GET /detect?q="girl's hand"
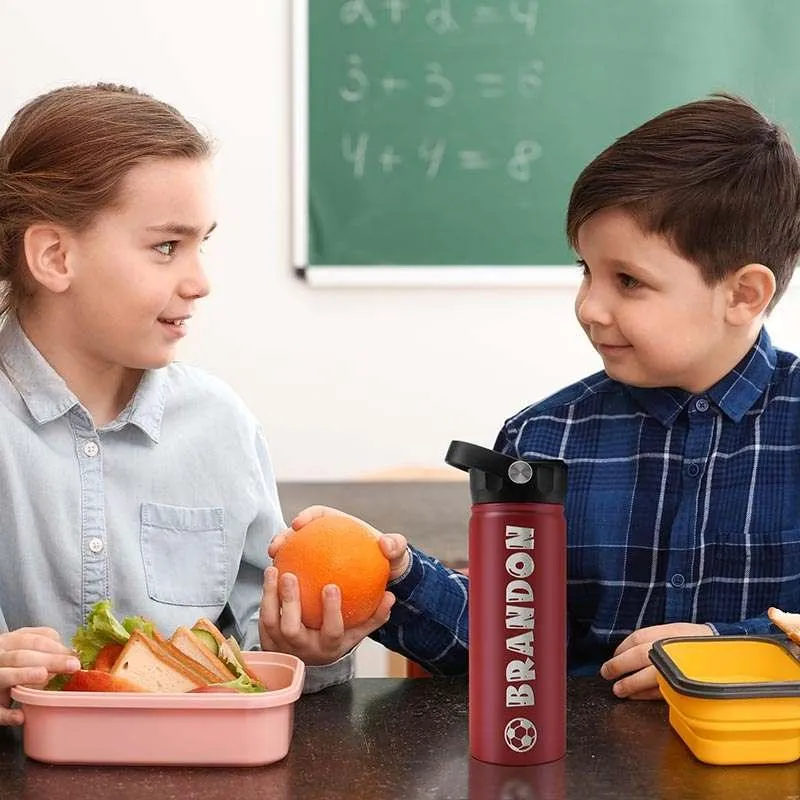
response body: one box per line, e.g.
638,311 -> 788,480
0,628 -> 81,726
258,566 -> 394,665
262,505 -> 411,665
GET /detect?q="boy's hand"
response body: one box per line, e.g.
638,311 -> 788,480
0,628 -> 81,726
269,505 -> 411,581
600,622 -> 713,700
258,566 -> 395,665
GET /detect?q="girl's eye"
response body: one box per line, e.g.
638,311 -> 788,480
154,241 -> 178,257
576,258 -> 589,277
619,273 -> 641,289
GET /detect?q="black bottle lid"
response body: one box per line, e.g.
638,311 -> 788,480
445,440 -> 567,505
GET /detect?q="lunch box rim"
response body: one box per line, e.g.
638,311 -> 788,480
650,635 -> 800,700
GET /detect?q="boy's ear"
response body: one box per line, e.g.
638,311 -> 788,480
23,224 -> 74,294
725,263 -> 775,325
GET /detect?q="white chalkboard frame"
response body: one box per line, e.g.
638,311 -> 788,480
290,0 -> 578,288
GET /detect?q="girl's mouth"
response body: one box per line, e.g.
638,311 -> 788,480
158,316 -> 189,337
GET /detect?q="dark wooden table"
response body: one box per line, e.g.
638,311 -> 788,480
2,677 -> 799,800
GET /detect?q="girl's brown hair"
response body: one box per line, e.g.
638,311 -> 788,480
0,83 -> 212,315
567,94 -> 800,311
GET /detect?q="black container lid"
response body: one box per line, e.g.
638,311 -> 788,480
445,440 -> 567,505
650,636 -> 800,699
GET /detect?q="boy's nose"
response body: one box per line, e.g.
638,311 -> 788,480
575,284 -> 612,327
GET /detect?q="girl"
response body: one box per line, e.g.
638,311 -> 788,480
0,83 -> 401,725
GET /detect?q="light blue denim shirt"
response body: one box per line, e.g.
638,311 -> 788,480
0,315 -> 350,692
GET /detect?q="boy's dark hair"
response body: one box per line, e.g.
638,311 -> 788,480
566,93 -> 800,311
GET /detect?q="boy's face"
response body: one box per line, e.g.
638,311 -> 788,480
59,157 -> 215,371
574,207 -> 733,393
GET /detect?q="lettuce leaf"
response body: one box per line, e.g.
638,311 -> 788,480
213,673 -> 267,693
71,600 -> 131,668
123,616 -> 156,638
45,672 -> 73,691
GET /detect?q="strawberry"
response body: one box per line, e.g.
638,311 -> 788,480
93,643 -> 124,673
62,670 -> 146,692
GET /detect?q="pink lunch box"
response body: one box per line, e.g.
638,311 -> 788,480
10,651 -> 305,767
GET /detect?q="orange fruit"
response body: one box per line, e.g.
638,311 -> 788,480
274,516 -> 390,629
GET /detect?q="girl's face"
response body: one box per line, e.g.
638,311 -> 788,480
57,157 -> 215,371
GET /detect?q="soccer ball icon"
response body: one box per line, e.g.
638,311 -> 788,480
504,717 -> 538,753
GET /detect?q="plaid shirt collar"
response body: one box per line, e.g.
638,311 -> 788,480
626,327 -> 775,428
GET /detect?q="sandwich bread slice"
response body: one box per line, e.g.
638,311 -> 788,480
110,630 -> 221,692
170,626 -> 236,682
190,617 -> 263,685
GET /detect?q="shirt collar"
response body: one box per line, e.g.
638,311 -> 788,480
706,327 -> 776,423
104,369 -> 167,443
0,314 -> 166,442
626,327 -> 775,427
625,384 -> 691,428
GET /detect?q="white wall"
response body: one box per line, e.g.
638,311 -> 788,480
2,1 -> 799,480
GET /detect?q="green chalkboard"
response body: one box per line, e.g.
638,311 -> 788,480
302,0 -> 800,270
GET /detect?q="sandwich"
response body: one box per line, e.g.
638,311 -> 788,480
109,630 -> 224,692
170,626 -> 236,683
51,600 -> 266,693
185,617 -> 264,685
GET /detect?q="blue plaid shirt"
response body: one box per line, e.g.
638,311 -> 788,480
372,546 -> 469,675
377,327 -> 800,676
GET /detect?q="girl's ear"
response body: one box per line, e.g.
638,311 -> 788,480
725,263 -> 775,326
23,224 -> 73,294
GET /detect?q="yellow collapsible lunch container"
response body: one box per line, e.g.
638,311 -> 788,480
650,636 -> 800,765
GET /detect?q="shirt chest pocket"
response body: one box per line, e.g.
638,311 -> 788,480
705,528 -> 800,618
140,502 -> 228,606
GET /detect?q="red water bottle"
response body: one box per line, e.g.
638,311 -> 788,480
446,441 -> 567,766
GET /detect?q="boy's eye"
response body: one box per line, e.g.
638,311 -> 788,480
154,241 -> 178,257
619,273 -> 640,289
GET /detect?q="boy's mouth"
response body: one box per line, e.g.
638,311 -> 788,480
158,316 -> 189,327
595,342 -> 631,355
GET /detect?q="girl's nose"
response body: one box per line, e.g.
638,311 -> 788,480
180,260 -> 210,300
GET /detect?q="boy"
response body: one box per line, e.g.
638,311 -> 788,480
269,94 -> 800,700
495,93 -> 800,699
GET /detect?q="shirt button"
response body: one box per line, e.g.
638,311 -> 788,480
695,398 -> 709,412
88,537 -> 104,554
83,441 -> 99,457
671,573 -> 685,588
686,463 -> 700,477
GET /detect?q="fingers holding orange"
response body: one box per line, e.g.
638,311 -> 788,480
273,516 -> 390,630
